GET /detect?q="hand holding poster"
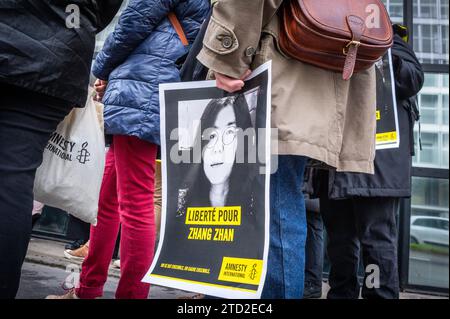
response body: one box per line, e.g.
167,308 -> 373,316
143,62 -> 272,299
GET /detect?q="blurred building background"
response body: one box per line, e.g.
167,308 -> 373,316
383,0 -> 448,292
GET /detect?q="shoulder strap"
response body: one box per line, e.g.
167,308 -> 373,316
168,12 -> 189,46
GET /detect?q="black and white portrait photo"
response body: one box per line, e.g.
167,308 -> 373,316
144,62 -> 272,299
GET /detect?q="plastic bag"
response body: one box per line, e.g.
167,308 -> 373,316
33,90 -> 105,225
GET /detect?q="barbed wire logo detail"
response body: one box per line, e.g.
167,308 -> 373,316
76,142 -> 91,164
249,263 -> 258,281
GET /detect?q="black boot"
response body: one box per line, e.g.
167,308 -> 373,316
303,282 -> 322,299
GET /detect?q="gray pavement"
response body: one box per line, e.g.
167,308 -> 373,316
20,237 -> 198,299
20,237 -> 448,299
17,262 -> 195,299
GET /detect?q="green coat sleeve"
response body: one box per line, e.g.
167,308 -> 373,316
197,0 -> 282,78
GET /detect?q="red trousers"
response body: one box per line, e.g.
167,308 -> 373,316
77,135 -> 157,299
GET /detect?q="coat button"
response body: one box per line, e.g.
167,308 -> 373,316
245,46 -> 256,57
221,36 -> 233,49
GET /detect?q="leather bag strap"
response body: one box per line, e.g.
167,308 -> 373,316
168,12 -> 189,46
343,15 -> 366,80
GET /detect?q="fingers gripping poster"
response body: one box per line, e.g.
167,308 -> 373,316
143,62 -> 272,299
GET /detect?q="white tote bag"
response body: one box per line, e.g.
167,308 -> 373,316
33,91 -> 105,225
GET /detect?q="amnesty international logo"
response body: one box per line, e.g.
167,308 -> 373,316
76,142 -> 91,164
218,257 -> 263,285
249,263 -> 258,281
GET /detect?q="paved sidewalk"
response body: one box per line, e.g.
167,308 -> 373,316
25,237 -> 448,300
26,237 -> 121,278
24,237 -> 199,299
320,283 -> 448,300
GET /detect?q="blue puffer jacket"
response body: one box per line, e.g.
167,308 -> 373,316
93,0 -> 210,145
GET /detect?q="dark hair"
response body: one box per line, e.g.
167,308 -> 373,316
179,94 -> 256,212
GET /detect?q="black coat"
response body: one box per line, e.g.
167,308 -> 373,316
308,34 -> 424,199
180,7 -> 211,82
0,0 -> 122,107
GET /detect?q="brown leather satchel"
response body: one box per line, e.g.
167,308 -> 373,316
279,0 -> 393,80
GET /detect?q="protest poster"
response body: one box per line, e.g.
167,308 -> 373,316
376,49 -> 400,150
143,62 -> 272,299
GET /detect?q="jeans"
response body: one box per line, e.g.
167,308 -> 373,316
76,136 -> 157,299
261,155 -> 307,299
321,196 -> 400,299
0,85 -> 72,298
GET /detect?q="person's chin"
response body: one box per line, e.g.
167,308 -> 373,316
209,176 -> 229,185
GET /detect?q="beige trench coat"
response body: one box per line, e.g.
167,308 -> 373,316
197,0 -> 377,174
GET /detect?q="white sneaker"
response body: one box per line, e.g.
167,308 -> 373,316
112,259 -> 120,269
63,243 -> 89,261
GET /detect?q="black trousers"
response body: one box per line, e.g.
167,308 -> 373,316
320,197 -> 400,299
305,209 -> 324,288
66,215 -> 91,243
0,84 -> 72,298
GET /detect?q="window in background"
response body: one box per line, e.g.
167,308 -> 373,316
443,0 -> 450,19
90,0 -> 130,85
443,133 -> 449,167
409,0 -> 449,292
409,177 -> 449,289
413,0 -> 449,64
420,94 -> 439,124
414,73 -> 449,169
417,132 -> 440,165
95,0 -> 130,55
383,0 -> 404,23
